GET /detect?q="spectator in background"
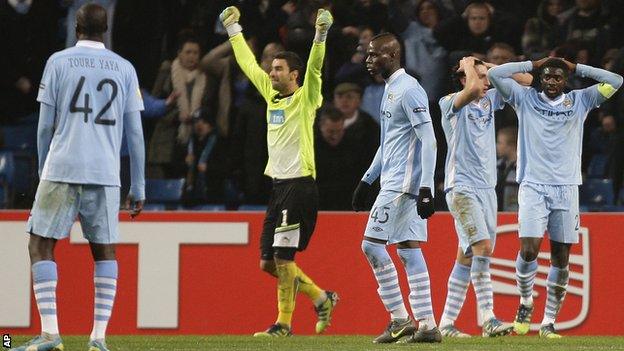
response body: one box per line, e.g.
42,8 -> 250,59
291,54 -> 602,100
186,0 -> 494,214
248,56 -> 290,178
401,0 -> 448,102
335,0 -> 389,34
0,0 -> 59,124
335,26 -> 375,88
120,89 -> 179,199
558,0 -> 612,65
496,126 -> 518,211
200,37 -> 253,137
522,0 -> 568,60
361,72 -> 384,123
315,105 -> 361,210
486,42 -> 516,65
434,1 -> 520,65
487,43 -> 524,129
184,108 -> 225,205
228,42 -> 284,205
112,0 -> 169,90
333,82 -> 379,172
148,34 -> 207,178
587,111 -> 619,177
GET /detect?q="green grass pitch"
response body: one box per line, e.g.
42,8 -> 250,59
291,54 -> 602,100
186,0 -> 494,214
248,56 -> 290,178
10,335 -> 624,350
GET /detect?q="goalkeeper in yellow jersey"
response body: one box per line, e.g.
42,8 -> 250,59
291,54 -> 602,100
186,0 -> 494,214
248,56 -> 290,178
220,6 -> 338,337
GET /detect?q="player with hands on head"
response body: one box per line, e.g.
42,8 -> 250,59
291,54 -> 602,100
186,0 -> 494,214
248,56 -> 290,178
437,56 -> 532,338
488,55 -> 622,338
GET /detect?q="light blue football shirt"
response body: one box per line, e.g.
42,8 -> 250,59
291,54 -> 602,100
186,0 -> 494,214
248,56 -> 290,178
364,69 -> 433,195
490,61 -> 612,185
440,88 -> 505,191
37,40 -> 144,186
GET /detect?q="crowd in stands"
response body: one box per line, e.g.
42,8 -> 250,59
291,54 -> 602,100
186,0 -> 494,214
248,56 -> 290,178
2,0 -> 624,211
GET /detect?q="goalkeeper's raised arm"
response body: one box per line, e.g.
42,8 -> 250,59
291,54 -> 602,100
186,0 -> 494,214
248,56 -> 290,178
219,6 -> 273,100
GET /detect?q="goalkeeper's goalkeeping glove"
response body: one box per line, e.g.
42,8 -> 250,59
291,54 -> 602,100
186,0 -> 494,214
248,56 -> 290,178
314,8 -> 333,43
219,6 -> 242,37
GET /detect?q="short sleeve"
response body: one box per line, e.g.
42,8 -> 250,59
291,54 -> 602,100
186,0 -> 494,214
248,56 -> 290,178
37,59 -> 57,106
402,87 -> 432,127
125,65 -> 144,113
438,93 -> 457,119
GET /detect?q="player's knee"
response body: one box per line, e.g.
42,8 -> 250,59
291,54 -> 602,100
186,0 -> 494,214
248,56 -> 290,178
260,260 -> 276,275
28,235 -> 55,263
520,243 -> 539,261
361,240 -> 390,269
90,243 -> 116,261
472,240 -> 493,257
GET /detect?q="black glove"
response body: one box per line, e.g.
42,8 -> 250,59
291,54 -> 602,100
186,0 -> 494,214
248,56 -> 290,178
352,181 -> 372,211
417,187 -> 435,219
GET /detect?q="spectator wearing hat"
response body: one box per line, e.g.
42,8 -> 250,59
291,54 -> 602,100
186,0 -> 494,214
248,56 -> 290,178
333,82 -> 380,175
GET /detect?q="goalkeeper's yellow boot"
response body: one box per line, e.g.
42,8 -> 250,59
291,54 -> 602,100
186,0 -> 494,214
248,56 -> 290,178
513,304 -> 533,335
539,323 -> 562,339
253,323 -> 292,337
315,291 -> 339,333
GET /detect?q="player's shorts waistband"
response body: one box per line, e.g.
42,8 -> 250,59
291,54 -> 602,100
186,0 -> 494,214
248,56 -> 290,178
272,176 -> 314,186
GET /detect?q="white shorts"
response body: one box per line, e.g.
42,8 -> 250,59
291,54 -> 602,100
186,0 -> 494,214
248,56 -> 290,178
27,180 -> 120,244
446,186 -> 497,255
518,182 -> 580,244
364,189 -> 427,244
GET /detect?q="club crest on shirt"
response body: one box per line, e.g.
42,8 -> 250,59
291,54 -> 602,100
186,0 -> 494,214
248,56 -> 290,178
563,98 -> 572,108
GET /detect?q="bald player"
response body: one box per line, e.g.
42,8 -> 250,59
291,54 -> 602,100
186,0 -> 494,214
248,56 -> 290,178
12,4 -> 145,351
352,33 -> 440,344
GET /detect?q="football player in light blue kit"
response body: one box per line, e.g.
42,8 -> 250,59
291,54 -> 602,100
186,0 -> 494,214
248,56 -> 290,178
438,57 -> 533,338
488,57 -> 622,338
351,33 -> 440,344
12,4 -> 145,351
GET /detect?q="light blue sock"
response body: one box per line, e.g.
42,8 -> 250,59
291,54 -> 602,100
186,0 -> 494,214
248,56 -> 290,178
542,265 -> 569,326
32,260 -> 59,335
515,253 -> 538,306
471,255 -> 494,321
90,260 -> 118,341
440,262 -> 471,327
398,248 -> 436,328
361,240 -> 409,320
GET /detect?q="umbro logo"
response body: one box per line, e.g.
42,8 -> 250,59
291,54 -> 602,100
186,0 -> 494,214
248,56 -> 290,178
372,227 -> 383,232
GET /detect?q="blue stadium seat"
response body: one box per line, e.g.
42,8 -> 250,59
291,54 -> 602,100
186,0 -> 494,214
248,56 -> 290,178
580,179 -> 614,208
1,122 -> 37,153
145,178 -> 185,209
587,154 -> 608,178
238,204 -> 268,211
0,151 -> 15,185
0,151 -> 15,208
186,204 -> 226,211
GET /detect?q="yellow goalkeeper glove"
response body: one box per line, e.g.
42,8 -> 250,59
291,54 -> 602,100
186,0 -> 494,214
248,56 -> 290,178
314,8 -> 333,42
219,6 -> 242,37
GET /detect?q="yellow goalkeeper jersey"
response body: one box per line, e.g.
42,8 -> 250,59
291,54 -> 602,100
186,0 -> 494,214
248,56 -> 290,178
230,33 -> 324,179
